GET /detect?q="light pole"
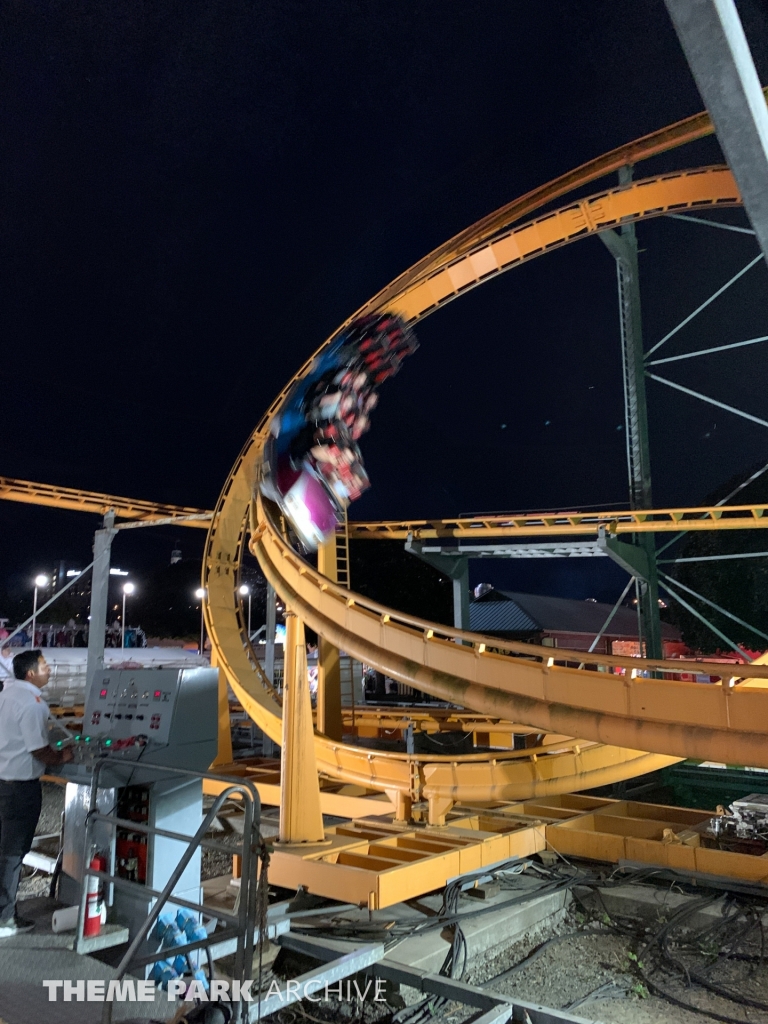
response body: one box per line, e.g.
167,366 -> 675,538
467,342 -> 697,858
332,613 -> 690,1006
238,584 -> 252,640
31,575 -> 49,648
195,588 -> 206,656
121,582 -> 135,649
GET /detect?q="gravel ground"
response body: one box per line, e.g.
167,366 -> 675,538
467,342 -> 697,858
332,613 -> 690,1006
457,902 -> 768,1024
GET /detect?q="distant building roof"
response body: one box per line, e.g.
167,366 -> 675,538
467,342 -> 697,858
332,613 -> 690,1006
469,588 -> 680,640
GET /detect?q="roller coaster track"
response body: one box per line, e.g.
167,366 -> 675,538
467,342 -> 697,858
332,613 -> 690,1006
7,105 -> 768,819
346,505 -> 768,540
0,476 -> 211,526
4,475 -> 765,540
203,106 -> 768,819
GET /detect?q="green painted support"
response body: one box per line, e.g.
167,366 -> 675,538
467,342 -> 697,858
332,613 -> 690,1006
599,166 -> 663,660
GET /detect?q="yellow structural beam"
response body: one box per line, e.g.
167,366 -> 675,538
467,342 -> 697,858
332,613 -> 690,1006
350,87 -> 767,319
278,614 -> 325,843
347,503 -> 768,540
253,494 -> 768,767
0,476 -> 210,526
2,476 -> 764,541
388,166 -> 739,322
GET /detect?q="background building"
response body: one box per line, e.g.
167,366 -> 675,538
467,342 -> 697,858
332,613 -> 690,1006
470,586 -> 685,657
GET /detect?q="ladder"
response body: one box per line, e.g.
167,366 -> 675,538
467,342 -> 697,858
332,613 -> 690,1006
335,509 -> 351,590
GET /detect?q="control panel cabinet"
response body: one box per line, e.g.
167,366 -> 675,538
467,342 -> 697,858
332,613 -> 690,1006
59,667 -> 220,963
63,667 -> 218,784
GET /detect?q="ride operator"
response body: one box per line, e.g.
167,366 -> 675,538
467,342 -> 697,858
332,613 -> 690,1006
0,649 -> 72,937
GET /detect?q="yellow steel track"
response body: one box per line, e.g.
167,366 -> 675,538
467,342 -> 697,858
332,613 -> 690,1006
0,476 -> 211,526
203,107 -> 768,816
3,475 -> 765,540
7,106 -> 768,817
347,504 -> 768,540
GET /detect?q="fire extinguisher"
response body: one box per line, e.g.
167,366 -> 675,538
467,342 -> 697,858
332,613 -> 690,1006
84,853 -> 106,937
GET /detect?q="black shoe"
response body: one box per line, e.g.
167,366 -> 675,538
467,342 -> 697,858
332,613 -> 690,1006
13,914 -> 34,932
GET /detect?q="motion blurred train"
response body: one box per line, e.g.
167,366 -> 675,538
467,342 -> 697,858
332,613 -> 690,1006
260,313 -> 418,549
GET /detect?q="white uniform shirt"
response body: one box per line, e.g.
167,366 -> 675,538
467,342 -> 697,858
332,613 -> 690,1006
0,680 -> 51,780
0,653 -> 14,684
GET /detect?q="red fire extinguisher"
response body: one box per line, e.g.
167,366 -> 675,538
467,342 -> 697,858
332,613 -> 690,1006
84,853 -> 106,937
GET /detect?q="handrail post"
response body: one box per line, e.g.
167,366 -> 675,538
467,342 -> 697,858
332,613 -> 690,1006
58,760 -> 259,1024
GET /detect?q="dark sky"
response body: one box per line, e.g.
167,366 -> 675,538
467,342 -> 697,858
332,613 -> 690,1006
2,0 -> 768,603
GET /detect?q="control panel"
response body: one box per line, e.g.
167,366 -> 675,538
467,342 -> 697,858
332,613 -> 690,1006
85,668 -> 179,745
60,666 -> 219,779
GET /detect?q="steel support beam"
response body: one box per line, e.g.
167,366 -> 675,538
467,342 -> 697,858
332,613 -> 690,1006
666,0 -> 768,267
317,536 -> 343,740
453,561 -> 470,633
598,528 -> 651,581
406,536 -> 469,631
280,935 -> 587,1024
413,541 -> 605,559
253,935 -> 385,1021
374,959 -> 589,1024
265,582 -> 277,685
85,511 -> 117,695
600,213 -> 653,511
278,613 -> 325,844
600,172 -> 663,660
588,577 -> 637,655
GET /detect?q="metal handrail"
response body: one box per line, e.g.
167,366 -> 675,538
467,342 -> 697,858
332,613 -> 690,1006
75,758 -> 260,1024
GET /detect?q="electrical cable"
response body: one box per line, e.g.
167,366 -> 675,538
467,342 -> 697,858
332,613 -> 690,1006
639,969 -> 760,1024
565,980 -> 630,1010
539,865 -> 768,1021
390,872 -> 470,1024
631,885 -> 768,1021
288,862 -> 768,1023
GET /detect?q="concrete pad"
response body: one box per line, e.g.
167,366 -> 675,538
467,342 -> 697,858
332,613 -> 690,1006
0,898 -> 175,1024
587,882 -> 768,931
384,887 -> 570,975
283,874 -> 570,975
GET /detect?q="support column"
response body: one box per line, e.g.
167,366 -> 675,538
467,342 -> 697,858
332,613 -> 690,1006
600,170 -> 663,660
264,583 -> 277,684
665,0 -> 768,268
210,647 -> 233,767
85,511 -> 116,696
278,613 -> 325,844
316,536 -> 343,740
451,560 -> 470,633
405,537 -> 471,634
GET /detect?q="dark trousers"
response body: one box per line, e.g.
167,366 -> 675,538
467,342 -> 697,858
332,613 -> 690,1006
0,779 -> 42,923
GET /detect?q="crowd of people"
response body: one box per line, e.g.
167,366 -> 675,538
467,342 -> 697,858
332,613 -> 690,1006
0,622 -> 147,650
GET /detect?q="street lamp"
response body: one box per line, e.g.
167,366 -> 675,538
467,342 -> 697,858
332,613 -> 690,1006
121,582 -> 135,649
31,575 -> 49,648
195,588 -> 206,656
238,584 -> 252,640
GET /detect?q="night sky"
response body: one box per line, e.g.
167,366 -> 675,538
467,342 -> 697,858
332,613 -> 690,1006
2,1 -> 768,606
